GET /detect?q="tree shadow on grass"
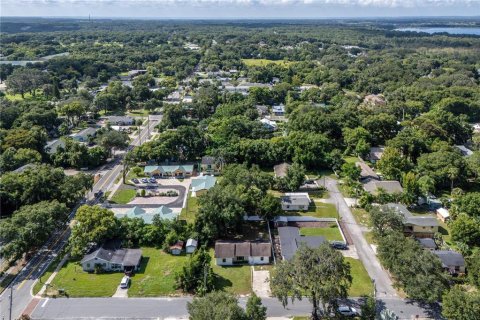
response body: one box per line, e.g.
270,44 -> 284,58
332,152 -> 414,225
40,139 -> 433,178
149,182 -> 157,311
130,256 -> 150,277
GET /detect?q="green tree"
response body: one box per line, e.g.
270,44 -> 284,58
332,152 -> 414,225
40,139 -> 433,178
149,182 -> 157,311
69,205 -> 119,258
401,172 -> 418,205
442,285 -> 480,320
466,250 -> 480,288
97,130 -> 129,157
450,214 -> 480,247
246,293 -> 267,320
360,295 -> 376,320
341,162 -> 361,184
187,291 -> 246,320
451,192 -> 480,218
176,248 -> 215,295
376,147 -> 410,181
369,206 -> 404,238
270,243 -> 352,319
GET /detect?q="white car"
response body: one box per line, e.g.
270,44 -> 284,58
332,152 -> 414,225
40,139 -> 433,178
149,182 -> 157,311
120,276 -> 130,289
337,305 -> 358,317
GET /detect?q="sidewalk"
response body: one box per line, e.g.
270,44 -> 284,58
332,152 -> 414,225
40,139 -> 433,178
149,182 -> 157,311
35,254 -> 69,297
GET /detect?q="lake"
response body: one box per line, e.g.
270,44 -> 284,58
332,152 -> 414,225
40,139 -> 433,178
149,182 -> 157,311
395,27 -> 480,36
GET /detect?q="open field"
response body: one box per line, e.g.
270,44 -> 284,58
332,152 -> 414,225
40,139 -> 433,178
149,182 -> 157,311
128,248 -> 188,297
179,195 -> 198,223
285,202 -> 338,219
242,58 -> 294,67
300,224 -> 343,241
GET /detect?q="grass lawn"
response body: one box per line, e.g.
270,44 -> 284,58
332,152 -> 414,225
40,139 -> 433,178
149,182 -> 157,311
110,188 -> 136,204
300,224 -> 344,241
128,248 -> 188,297
209,250 -> 252,295
346,257 -> 373,297
242,58 -> 294,67
179,195 -> 198,223
343,156 -> 359,164
33,254 -> 63,295
285,202 -> 338,219
127,109 -> 150,117
305,169 -> 336,180
49,260 -> 123,297
364,231 -> 375,245
351,208 -> 370,227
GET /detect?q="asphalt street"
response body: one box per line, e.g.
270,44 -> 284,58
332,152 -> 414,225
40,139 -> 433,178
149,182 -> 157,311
323,177 -> 397,298
30,296 -> 441,319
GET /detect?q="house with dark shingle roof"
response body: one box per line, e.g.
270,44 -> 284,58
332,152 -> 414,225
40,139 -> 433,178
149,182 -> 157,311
214,241 -> 271,266
80,246 -> 142,272
277,226 -> 327,260
385,203 -> 439,238
433,250 -> 466,275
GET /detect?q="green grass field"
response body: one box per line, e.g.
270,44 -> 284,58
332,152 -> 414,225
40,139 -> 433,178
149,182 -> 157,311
110,189 -> 136,204
128,248 -> 188,297
49,261 -> 124,297
33,255 -> 63,295
242,58 -> 293,67
209,250 -> 252,295
300,224 -> 344,241
346,257 -> 374,297
285,202 -> 338,219
179,195 -> 198,223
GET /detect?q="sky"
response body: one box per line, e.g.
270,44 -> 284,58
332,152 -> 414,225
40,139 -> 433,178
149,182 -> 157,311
1,0 -> 480,18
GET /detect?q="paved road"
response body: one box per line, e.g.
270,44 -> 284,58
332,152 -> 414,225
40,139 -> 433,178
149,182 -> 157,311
323,177 -> 397,298
30,296 -> 441,319
0,118 -> 160,320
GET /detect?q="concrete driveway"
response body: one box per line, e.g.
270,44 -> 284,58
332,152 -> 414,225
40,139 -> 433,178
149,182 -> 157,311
252,268 -> 271,297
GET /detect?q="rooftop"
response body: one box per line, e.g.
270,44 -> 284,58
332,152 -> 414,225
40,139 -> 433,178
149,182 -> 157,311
274,162 -> 291,178
281,193 -> 311,207
214,241 -> 272,258
364,180 -> 403,195
433,250 -> 465,267
277,226 -> 326,260
191,175 -> 217,192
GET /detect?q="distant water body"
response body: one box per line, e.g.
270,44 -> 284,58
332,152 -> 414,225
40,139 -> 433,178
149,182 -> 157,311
0,52 -> 70,66
395,27 -> 480,36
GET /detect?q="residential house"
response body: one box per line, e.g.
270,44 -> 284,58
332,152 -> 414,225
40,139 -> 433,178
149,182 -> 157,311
170,241 -> 184,255
184,43 -> 200,50
182,95 -> 193,104
186,239 -> 198,254
200,156 -> 222,175
80,245 -> 142,272
363,94 -> 386,107
144,164 -> 194,178
433,250 -> 466,275
417,238 -> 437,251
69,127 -> 98,143
191,175 -> 217,196
165,91 -> 181,104
385,203 -> 439,238
274,162 -> 291,178
12,163 -> 36,173
105,116 -> 134,126
260,118 -> 277,131
436,208 -> 450,223
127,69 -> 147,79
281,193 -> 311,211
272,104 -> 285,116
277,226 -> 326,260
214,241 -> 271,266
45,139 -> 66,155
367,147 -> 385,163
356,161 -> 379,181
455,145 -> 473,157
256,105 -> 269,117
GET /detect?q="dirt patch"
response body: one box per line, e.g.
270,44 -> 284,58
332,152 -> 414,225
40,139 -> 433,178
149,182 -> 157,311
288,221 -> 332,228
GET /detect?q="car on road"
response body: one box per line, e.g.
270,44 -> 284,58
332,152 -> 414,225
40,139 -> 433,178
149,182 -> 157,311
337,306 -> 358,317
330,241 -> 348,250
120,276 -> 130,289
149,178 -> 157,183
141,178 -> 149,183
132,178 -> 140,184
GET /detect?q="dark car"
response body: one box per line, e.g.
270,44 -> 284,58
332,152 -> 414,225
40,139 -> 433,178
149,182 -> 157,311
330,241 -> 348,250
132,178 -> 140,184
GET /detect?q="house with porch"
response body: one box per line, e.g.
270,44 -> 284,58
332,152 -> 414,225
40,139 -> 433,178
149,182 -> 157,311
214,241 -> 271,266
144,164 -> 194,178
385,203 -> 439,238
69,127 -> 98,143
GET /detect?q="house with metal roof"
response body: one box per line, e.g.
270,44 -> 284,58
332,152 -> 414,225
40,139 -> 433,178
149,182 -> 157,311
367,146 -> 385,163
191,175 -> 217,196
272,104 -> 285,116
214,241 -> 271,266
281,193 -> 311,211
144,164 -> 194,177
277,226 -> 327,260
80,246 -> 142,272
114,206 -> 178,223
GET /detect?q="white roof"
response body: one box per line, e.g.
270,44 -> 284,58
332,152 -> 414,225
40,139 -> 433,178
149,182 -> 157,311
186,239 -> 198,247
436,208 -> 450,219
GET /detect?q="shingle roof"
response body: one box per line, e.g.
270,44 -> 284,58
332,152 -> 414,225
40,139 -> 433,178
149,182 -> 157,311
368,147 -> 385,161
235,242 -> 251,257
214,241 -> 236,258
281,193 -> 311,207
214,241 -> 271,259
81,247 -> 142,267
385,203 -> 438,228
274,163 -> 291,178
417,238 -> 437,249
144,164 -> 194,174
278,227 -> 326,260
356,162 -> 379,180
433,250 -> 465,267
251,242 -> 272,257
364,180 -> 403,194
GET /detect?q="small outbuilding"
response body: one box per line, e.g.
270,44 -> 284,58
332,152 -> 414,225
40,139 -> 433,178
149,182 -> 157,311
281,193 -> 311,211
170,241 -> 184,255
436,208 -> 450,223
186,239 -> 198,254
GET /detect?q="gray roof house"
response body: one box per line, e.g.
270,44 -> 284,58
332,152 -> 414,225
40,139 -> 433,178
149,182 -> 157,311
80,246 -> 142,272
356,162 -> 380,181
274,162 -> 291,178
281,193 -> 311,211
417,238 -> 437,250
364,180 -> 403,195
455,145 -> 473,157
278,227 -> 326,260
385,203 -> 439,237
45,139 -> 66,154
367,147 -> 385,163
214,241 -> 271,266
105,116 -> 134,126
69,127 -> 98,143
433,250 -> 466,274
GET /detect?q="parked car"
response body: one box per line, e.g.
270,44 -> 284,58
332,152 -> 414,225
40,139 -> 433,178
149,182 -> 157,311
337,306 -> 358,317
132,178 -> 140,184
141,178 -> 149,183
330,241 -> 348,250
120,276 -> 130,289
149,178 -> 157,183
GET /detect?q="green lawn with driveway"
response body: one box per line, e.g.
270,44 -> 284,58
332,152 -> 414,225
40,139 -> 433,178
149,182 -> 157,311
209,249 -> 252,295
346,257 -> 374,297
300,224 -> 344,241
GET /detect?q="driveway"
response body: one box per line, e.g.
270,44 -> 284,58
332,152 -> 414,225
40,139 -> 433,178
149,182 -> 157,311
321,177 -> 397,298
252,268 -> 271,297
110,185 -> 187,208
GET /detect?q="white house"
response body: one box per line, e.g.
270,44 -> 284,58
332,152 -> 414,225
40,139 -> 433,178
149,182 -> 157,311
186,239 -> 198,254
214,241 -> 271,266
281,193 -> 311,211
80,246 -> 142,272
436,208 -> 450,222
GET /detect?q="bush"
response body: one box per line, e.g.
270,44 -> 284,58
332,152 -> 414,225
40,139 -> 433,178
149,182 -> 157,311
94,264 -> 105,274
140,189 -> 146,197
